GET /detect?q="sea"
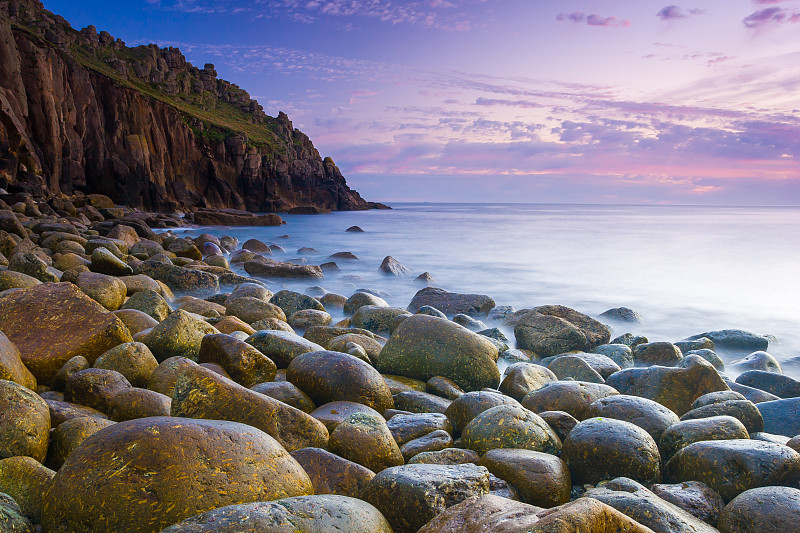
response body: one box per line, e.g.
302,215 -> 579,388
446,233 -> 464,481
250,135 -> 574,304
174,203 -> 800,377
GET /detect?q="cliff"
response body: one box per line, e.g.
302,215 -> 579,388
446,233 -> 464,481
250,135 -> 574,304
0,0 -> 380,212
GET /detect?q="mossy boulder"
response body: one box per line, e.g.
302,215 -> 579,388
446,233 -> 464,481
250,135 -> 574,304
513,305 -> 611,357
717,486 -> 800,533
143,310 -> 219,362
245,330 -> 323,368
225,296 -> 286,324
288,309 -> 332,329
377,314 -> 500,392
113,309 -> 159,336
76,271 -> 127,311
269,290 -> 325,318
344,291 -> 388,315
329,412 -> 404,472
41,417 -> 313,533
562,417 -> 662,485
585,394 -> 680,443
310,401 -> 384,432
0,332 -> 36,390
352,305 -> 412,334
121,290 -> 172,321
664,439 -> 800,502
171,363 -> 328,451
387,413 -> 454,446
109,387 -> 172,421
444,391 -> 522,435
479,448 -> 571,508
44,416 -> 116,470
288,351 -> 393,412
198,334 -> 276,388
0,456 -> 54,524
0,283 -> 133,382
159,495 -> 392,533
327,334 -> 382,363
93,342 -> 158,388
461,405 -> 562,456
0,380 -> 50,462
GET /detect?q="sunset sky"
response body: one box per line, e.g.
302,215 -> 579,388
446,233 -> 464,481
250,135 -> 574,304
43,0 -> 800,204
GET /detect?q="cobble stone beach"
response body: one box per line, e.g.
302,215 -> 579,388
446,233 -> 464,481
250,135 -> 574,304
0,194 -> 799,532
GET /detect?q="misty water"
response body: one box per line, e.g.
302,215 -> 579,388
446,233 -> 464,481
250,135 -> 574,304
177,203 -> 800,378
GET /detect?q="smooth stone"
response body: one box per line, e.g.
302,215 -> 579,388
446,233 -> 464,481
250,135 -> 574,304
685,349 -> 725,371
352,305 -> 412,334
735,370 -> 800,399
407,287 -> 495,317
344,292 -> 388,315
408,448 -> 480,465
289,448 -> 375,498
309,401 -> 384,432
659,416 -> 750,461
730,351 -> 782,374
0,381 -> 50,462
142,310 -> 218,362
674,337 -> 715,354
691,390 -> 747,409
225,296 -> 286,324
664,439 -> 800,502
547,355 -> 605,383
399,430 -> 452,461
362,463 -> 491,533
684,330 -> 769,352
585,394 -> 680,443
538,410 -> 579,441
0,455 -> 55,523
378,314 -> 500,392
444,390 -> 522,435
245,330 -> 323,368
113,308 -> 159,335
680,400 -> 764,435
598,307 -> 643,323
251,381 -> 315,413
499,363 -> 557,401
93,342 -> 158,388
0,331 -> 36,390
417,494 -> 543,533
109,387 -> 172,421
393,390 -> 453,413
63,368 -> 132,414
44,398 -> 108,427
198,334 -> 276,388
147,356 -> 197,397
757,397 -> 800,436
479,448 -> 571,508
426,376 -> 464,400
0,269 -> 40,291
593,343 -> 635,369
461,404 -> 562,456
329,412 -> 404,472
45,416 -> 116,470
327,333 -> 382,364
725,378 -> 780,403
76,271 -> 127,311
287,351 -> 394,412
522,380 -> 619,420
171,364 -> 329,452
90,246 -> 133,275
41,417 -> 313,533
122,289 -> 171,321
562,417 -> 662,485
633,341 -> 683,366
513,305 -> 611,356
650,481 -> 725,527
717,486 -> 800,533
386,413 -> 454,446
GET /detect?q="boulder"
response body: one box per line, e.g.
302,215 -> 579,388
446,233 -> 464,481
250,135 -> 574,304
90,246 -> 133,276
328,412 -> 404,472
0,455 -> 55,523
598,307 -> 643,323
522,380 -> 619,420
41,417 -> 313,533
134,260 -> 220,292
400,430 -> 452,461
287,351 -> 394,412
251,381 -> 315,413
757,397 -> 800,436
680,399 -> 763,435
121,290 -> 171,321
377,314 -> 500,392
409,448 -> 480,466
650,481 -> 725,527
93,342 -> 158,388
461,405 -> 562,456
633,342 -> 683,367
407,287 -> 495,317
109,387 -> 172,421
63,368 -> 132,414
379,255 -> 409,275
717,486 -> 800,533
45,416 -> 116,470
585,394 -> 680,443
0,332 -> 36,390
290,447 -> 375,498
730,351 -> 782,374
344,292 -> 388,315
416,494 -> 543,533
659,416 -> 750,461
363,463 -> 491,533
351,305 -> 412,334
513,305 -> 611,356
683,330 -> 769,352
147,356 -> 197,397
171,363 -> 328,451
198,334 -> 276,388
479,448 -> 571,508
142,310 -> 219,362
288,309 -> 332,329
310,401 -> 384,432
562,417 -> 662,485
386,413 -> 454,446
159,495 -> 391,533
0,283 -> 133,382
0,380 -> 50,462
0,269 -> 40,291
393,390 -> 452,414
538,410 -> 579,442
444,390 -> 522,435
735,370 -> 800,399
76,271 -> 127,311
225,296 -> 286,324
499,363 -> 557,401
245,330 -> 323,368
664,439 -> 800,501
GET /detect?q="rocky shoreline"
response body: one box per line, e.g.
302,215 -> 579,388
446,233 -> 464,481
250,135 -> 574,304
0,192 -> 799,533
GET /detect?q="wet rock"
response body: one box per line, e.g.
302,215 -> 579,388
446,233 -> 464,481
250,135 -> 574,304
522,380 -> 619,420
379,255 -> 409,276
123,289 -> 172,322
691,390 -> 747,409
407,287 -> 495,317
400,430 -> 452,461
344,291 -> 388,315
480,448 -> 571,508
290,447 -> 375,498
44,398 -> 108,427
547,355 -> 605,383
287,351 -> 394,412
351,305 -> 412,334
9,252 -> 59,282
51,355 -> 90,392
499,362 -> 557,401
327,334 -> 382,363
598,307 -> 643,323
0,380 -> 50,462
225,296 -> 286,324
387,413 -> 454,446
659,416 -> 750,461
675,337 -> 715,354
650,481 -> 725,527
586,394 -> 680,442
41,417 -> 313,533
0,332 -> 36,390
393,390 -> 452,413
416,305 -> 447,318
445,391 -> 522,435
730,351 -> 782,374
725,378 -> 779,403
244,258 -> 323,279
90,246 -> 133,275
461,404 -> 562,456
142,309 -> 218,362
245,330 -> 324,368
198,334 -> 276,388
45,416 -> 116,470
717,486 -> 800,533
288,308 -> 332,329
409,448 -> 480,465
0,455 -> 54,523
538,410 -> 579,441
605,356 -> 729,416
212,316 -> 256,336
378,314 -> 500,392
269,290 -> 324,317
171,364 -> 328,452
514,305 -> 611,357
329,412 -> 404,472
134,259 -> 220,292
147,356 -> 197,397
93,341 -> 158,388
664,439 -> 800,502
585,477 -> 718,533
426,376 -> 464,400
563,417 -> 662,485
63,368 -> 132,414
735,370 -> 800,398
416,494 -> 542,533
756,397 -> 800,436
633,342 -> 683,366
611,333 -> 649,349
0,282 -> 133,382
680,400 -> 763,435
175,296 -> 226,317
684,330 -> 769,352
250,317 -> 295,333
363,463 -> 491,533
251,381 -> 315,413
0,269 -> 40,291
310,401 -> 383,432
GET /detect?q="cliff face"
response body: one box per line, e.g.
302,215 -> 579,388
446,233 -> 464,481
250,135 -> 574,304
0,0 -> 376,212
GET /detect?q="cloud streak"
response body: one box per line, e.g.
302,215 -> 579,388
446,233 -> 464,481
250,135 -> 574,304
743,7 -> 800,27
656,5 -> 705,20
556,11 -> 631,28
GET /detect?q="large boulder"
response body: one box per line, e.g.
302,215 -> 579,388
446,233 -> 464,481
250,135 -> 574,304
290,447 -> 375,498
757,397 -> 800,436
479,448 -> 571,508
377,314 -> 500,392
406,287 -> 495,317
585,394 -> 680,443
171,363 -> 329,451
461,405 -> 561,456
198,334 -> 276,388
142,310 -> 219,362
159,495 -> 392,533
328,412 -> 404,472
0,380 -> 50,462
0,283 -> 132,382
664,439 -> 800,502
287,351 -> 394,412
717,486 -> 800,533
245,330 -> 323,368
522,380 -> 619,420
134,260 -> 219,292
683,330 -> 769,352
41,417 -> 313,533
362,463 -> 491,533
0,455 -> 55,523
0,332 -> 36,390
513,305 -> 611,357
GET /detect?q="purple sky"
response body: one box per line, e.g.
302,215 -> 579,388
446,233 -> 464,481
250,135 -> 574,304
42,1 -> 800,204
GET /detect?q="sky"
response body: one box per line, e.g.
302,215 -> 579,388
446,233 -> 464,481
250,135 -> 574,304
41,0 -> 800,204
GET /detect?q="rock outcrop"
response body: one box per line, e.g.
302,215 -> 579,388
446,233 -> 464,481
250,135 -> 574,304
0,0 -> 379,212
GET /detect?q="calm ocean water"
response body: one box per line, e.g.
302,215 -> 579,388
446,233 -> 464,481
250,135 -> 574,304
178,203 -> 800,376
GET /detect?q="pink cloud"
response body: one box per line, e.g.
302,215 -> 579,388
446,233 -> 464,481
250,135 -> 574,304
743,7 -> 800,27
657,6 -> 706,20
557,12 -> 630,27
